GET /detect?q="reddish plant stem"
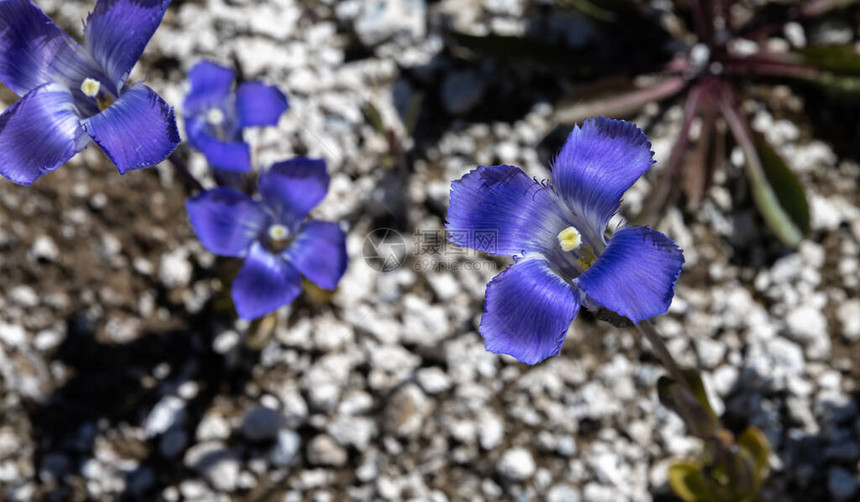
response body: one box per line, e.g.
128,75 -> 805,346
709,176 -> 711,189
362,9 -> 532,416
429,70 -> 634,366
689,0 -> 711,45
640,79 -> 706,224
723,54 -> 820,80
553,76 -> 687,125
721,0 -> 734,31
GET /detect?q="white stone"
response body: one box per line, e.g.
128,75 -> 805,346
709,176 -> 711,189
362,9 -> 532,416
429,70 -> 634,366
838,299 -> 860,341
547,484 -> 581,502
183,442 -> 240,492
354,0 -> 426,46
327,416 -> 377,450
478,412 -> 505,450
694,337 -> 726,369
213,330 -> 241,354
0,323 -> 26,348
34,328 -> 64,351
145,396 -> 187,438
786,305 -> 830,360
270,430 -> 301,467
307,435 -> 347,467
196,412 -> 231,442
590,453 -> 626,487
30,236 -> 59,262
784,22 -> 806,48
9,285 -> 38,307
415,367 -> 452,394
496,447 -> 536,481
159,249 -> 193,288
711,365 -> 738,397
810,194 -> 844,231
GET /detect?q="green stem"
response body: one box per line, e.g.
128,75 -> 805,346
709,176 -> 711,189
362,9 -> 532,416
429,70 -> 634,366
636,320 -> 690,392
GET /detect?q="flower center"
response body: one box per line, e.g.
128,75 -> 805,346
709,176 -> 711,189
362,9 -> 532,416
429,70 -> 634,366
557,226 -> 581,252
207,108 -> 225,126
81,78 -> 101,98
558,226 -> 597,271
267,224 -> 290,249
80,77 -> 114,111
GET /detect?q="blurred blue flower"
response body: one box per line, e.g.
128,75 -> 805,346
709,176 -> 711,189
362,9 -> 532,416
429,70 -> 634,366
183,61 -> 289,173
447,117 -> 684,365
186,157 -> 347,320
0,0 -> 180,185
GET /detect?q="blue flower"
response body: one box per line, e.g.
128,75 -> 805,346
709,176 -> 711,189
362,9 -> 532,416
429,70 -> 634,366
0,0 -> 180,185
186,157 -> 347,320
446,117 -> 685,365
183,61 -> 289,173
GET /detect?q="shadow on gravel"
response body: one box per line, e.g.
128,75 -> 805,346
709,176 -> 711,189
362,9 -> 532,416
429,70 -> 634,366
27,310 -> 258,502
385,5 -> 673,151
719,367 -> 860,502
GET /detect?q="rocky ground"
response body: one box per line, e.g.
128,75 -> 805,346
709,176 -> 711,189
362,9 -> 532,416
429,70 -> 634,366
1,0 -> 860,500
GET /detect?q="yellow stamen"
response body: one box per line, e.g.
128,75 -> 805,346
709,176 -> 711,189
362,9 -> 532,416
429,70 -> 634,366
81,78 -> 101,98
557,226 -> 582,252
268,224 -> 289,243
207,108 -> 225,126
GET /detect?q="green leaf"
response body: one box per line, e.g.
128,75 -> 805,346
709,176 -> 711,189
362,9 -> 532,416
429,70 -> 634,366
724,445 -> 759,500
657,371 -> 720,438
681,369 -> 718,418
751,133 -> 811,246
793,45 -> 860,74
447,31 -> 611,77
721,100 -> 810,247
363,102 -> 387,136
738,426 -> 771,476
567,0 -> 617,21
807,72 -> 860,97
668,462 -> 715,502
549,0 -> 639,21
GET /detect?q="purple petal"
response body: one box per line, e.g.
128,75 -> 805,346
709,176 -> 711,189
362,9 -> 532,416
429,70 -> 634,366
232,242 -> 302,320
183,61 -> 235,116
82,84 -> 180,174
259,157 -> 329,225
0,0 -> 98,95
577,225 -> 684,323
286,220 -> 347,290
0,83 -> 88,185
481,258 -> 580,365
186,117 -> 251,172
552,117 -> 654,236
185,188 -> 268,257
84,0 -> 171,84
236,81 -> 289,129
446,164 -> 568,256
